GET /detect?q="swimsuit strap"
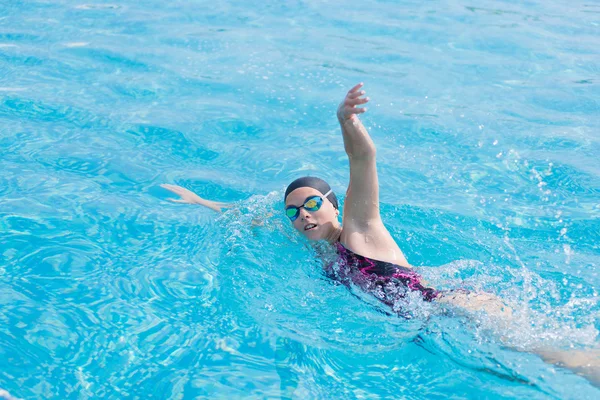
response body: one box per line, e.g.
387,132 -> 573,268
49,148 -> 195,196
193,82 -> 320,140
334,242 -> 439,302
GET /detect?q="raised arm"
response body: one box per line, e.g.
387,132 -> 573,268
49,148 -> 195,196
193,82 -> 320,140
160,184 -> 233,213
337,83 -> 380,226
337,83 -> 408,266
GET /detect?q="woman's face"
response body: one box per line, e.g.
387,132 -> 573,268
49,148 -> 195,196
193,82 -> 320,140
285,187 -> 340,241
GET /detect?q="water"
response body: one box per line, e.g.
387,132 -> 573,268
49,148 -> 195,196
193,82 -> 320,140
1,0 -> 599,398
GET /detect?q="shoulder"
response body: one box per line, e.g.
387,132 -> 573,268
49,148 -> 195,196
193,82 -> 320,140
340,222 -> 409,267
340,218 -> 389,251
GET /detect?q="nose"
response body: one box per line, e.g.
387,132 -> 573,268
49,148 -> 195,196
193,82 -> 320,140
298,207 -> 311,220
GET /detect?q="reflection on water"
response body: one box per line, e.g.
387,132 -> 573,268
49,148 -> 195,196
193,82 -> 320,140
1,0 -> 599,397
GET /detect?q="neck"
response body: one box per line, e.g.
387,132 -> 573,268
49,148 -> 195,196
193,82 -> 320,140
323,225 -> 342,244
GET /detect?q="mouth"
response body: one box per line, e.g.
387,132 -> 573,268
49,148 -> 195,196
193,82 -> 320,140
304,223 -> 317,231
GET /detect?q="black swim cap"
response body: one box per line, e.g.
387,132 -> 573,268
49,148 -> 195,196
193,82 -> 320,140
284,176 -> 339,209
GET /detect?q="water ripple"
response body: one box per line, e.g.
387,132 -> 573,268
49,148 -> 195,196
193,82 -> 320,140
1,0 -> 599,398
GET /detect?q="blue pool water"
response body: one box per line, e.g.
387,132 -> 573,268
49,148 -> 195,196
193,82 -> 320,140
1,0 -> 599,398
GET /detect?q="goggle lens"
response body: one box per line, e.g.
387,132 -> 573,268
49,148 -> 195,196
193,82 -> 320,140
286,207 -> 299,219
285,195 -> 325,221
304,198 -> 319,210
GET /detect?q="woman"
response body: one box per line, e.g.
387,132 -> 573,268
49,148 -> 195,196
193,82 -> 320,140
163,83 -> 508,316
162,84 -> 599,385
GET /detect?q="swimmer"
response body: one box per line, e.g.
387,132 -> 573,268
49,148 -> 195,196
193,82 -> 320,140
162,83 -> 599,386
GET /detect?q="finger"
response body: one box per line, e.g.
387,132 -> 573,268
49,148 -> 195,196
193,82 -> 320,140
346,96 -> 369,106
347,82 -> 364,94
348,90 -> 366,99
167,186 -> 189,195
351,107 -> 367,114
165,187 -> 184,196
161,184 -> 182,193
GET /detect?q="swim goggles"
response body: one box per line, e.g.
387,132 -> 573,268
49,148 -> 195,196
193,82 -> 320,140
285,189 -> 332,221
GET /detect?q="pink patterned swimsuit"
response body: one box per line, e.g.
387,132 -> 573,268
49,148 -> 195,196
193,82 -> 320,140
327,243 -> 439,311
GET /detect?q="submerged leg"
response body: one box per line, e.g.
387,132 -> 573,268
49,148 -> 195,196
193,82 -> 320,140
437,290 -> 514,320
535,348 -> 600,386
436,290 -> 600,387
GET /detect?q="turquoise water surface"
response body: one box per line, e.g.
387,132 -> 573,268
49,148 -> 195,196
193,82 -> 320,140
1,0 -> 599,398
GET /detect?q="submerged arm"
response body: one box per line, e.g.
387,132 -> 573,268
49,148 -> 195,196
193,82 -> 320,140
160,184 -> 233,213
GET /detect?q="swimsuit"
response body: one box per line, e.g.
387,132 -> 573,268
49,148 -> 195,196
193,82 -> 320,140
326,243 -> 439,314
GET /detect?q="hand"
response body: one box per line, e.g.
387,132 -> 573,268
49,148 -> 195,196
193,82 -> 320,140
161,184 -> 203,204
160,184 -> 232,212
337,83 -> 370,122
